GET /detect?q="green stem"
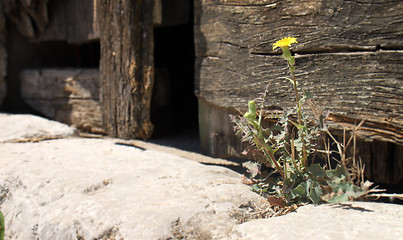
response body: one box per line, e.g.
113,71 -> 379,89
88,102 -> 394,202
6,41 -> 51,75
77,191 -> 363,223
253,135 -> 285,179
0,210 -> 4,240
289,62 -> 308,170
290,137 -> 300,172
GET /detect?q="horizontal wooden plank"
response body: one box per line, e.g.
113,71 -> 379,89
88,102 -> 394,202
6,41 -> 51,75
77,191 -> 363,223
197,0 -> 403,55
197,49 -> 403,143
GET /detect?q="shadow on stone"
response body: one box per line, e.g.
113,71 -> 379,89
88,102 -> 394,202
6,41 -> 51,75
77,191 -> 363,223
331,203 -> 374,212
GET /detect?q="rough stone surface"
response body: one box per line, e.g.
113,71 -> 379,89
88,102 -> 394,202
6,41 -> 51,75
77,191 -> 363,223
0,138 -> 262,239
20,68 -> 103,133
0,114 -> 402,240
232,202 -> 403,240
0,113 -> 76,142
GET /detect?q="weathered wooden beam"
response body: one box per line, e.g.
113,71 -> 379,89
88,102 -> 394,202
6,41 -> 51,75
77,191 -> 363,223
4,0 -> 99,43
198,50 -> 403,144
3,0 -> 49,39
195,0 -> 403,144
98,0 -> 155,140
36,0 -> 99,43
153,0 -> 190,27
196,0 -> 403,54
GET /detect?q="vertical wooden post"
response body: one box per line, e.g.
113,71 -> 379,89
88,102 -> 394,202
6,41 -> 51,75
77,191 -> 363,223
98,0 -> 154,140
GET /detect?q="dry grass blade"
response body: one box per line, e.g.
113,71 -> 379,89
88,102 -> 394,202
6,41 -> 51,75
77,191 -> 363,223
365,193 -> 403,202
232,200 -> 299,224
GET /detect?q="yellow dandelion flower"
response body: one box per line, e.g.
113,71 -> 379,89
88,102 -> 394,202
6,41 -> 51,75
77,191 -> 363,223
272,37 -> 298,50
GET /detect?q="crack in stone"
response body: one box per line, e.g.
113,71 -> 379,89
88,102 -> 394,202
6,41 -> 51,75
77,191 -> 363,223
251,45 -> 403,56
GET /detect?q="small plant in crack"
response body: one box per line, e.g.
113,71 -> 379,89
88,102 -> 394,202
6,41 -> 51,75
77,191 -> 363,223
0,210 -> 4,240
232,37 -> 378,206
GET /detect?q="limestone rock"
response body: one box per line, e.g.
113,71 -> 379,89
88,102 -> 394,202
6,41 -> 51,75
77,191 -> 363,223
232,201 -> 403,240
0,114 -> 402,240
0,138 -> 262,239
0,113 -> 76,142
20,68 -> 103,133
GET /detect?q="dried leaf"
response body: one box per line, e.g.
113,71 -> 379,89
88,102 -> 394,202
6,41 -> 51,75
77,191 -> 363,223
267,196 -> 286,208
241,175 -> 255,185
242,161 -> 261,178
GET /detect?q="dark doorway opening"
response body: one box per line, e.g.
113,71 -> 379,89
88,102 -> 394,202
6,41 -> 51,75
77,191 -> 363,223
151,1 -> 200,152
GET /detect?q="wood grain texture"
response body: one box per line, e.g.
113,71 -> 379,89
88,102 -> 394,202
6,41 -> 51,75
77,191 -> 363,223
4,0 -> 99,43
3,0 -> 49,39
196,0 -> 403,54
98,0 -> 154,140
36,0 -> 99,43
194,0 -> 403,144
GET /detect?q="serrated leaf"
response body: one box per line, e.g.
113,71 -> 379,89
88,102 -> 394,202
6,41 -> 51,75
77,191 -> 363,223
327,194 -> 349,203
308,164 -> 326,178
338,182 -> 354,193
309,185 -> 322,205
327,166 -> 346,180
334,166 -> 347,177
293,182 -> 307,198
351,190 -> 366,199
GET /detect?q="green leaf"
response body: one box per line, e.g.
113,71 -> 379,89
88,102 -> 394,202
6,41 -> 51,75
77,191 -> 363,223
327,166 -> 346,181
309,185 -> 322,205
250,184 -> 267,194
351,189 -> 366,199
248,100 -> 256,114
338,182 -> 354,193
293,182 -> 308,198
308,164 -> 326,178
283,177 -> 294,194
244,100 -> 257,121
328,194 -> 349,204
